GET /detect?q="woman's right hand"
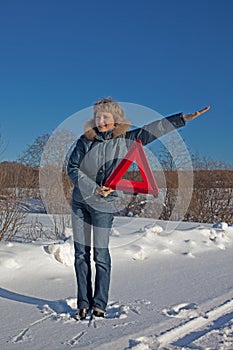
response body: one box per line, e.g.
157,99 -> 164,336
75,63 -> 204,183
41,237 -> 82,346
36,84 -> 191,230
96,186 -> 114,197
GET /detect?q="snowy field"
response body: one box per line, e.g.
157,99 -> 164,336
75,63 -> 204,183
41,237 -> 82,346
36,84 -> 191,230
1,214 -> 233,349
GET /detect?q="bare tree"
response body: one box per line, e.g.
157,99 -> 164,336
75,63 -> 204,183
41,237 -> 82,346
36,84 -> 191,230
156,133 -> 193,221
0,189 -> 27,241
18,133 -> 50,167
186,154 -> 233,223
0,133 -> 28,241
39,129 -> 76,237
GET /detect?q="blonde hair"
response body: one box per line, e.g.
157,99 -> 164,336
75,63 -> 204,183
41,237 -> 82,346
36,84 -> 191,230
93,97 -> 125,123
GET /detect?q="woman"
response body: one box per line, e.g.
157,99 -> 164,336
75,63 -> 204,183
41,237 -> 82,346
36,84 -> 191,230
67,97 -> 210,320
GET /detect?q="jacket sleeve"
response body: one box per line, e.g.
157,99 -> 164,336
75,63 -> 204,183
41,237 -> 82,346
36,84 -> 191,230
67,138 -> 98,198
125,113 -> 186,145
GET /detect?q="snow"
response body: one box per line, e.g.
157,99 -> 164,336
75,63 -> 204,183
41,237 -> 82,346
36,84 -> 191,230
1,215 -> 233,349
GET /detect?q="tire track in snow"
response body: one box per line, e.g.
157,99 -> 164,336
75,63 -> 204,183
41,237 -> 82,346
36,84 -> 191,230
174,311 -> 233,348
94,297 -> 233,349
157,298 -> 233,348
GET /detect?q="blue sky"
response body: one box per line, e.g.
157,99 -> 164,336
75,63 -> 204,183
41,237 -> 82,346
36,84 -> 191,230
0,0 -> 233,164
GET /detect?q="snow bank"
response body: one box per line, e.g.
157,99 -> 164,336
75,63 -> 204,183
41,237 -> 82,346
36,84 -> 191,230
44,220 -> 233,266
46,239 -> 74,266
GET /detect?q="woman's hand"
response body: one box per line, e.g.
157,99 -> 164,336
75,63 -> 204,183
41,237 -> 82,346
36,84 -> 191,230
183,105 -> 210,121
96,186 -> 114,197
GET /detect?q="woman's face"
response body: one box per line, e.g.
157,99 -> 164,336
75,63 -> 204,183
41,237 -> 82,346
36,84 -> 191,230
95,111 -> 115,132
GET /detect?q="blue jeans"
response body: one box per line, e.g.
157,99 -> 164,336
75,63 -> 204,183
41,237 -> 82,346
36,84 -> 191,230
72,202 -> 113,312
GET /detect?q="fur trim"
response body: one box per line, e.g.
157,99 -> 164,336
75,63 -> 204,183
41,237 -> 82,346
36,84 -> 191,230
84,119 -> 131,141
84,119 -> 96,141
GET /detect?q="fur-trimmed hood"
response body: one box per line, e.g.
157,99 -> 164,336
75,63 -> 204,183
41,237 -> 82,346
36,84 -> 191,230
84,118 -> 131,141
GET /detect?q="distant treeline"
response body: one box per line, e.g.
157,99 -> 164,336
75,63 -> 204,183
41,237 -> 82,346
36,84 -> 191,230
124,169 -> 233,189
0,161 -> 233,190
0,161 -> 39,189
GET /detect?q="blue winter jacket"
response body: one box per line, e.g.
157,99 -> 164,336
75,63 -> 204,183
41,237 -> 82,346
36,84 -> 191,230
67,113 -> 185,205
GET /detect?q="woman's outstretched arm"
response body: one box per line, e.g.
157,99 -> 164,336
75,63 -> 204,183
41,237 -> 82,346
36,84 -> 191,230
183,105 -> 210,121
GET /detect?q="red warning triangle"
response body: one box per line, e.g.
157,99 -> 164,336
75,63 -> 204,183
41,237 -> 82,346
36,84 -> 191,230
104,140 -> 159,195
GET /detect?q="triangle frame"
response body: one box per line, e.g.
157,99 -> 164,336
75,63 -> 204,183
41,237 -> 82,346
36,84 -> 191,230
104,139 -> 159,195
